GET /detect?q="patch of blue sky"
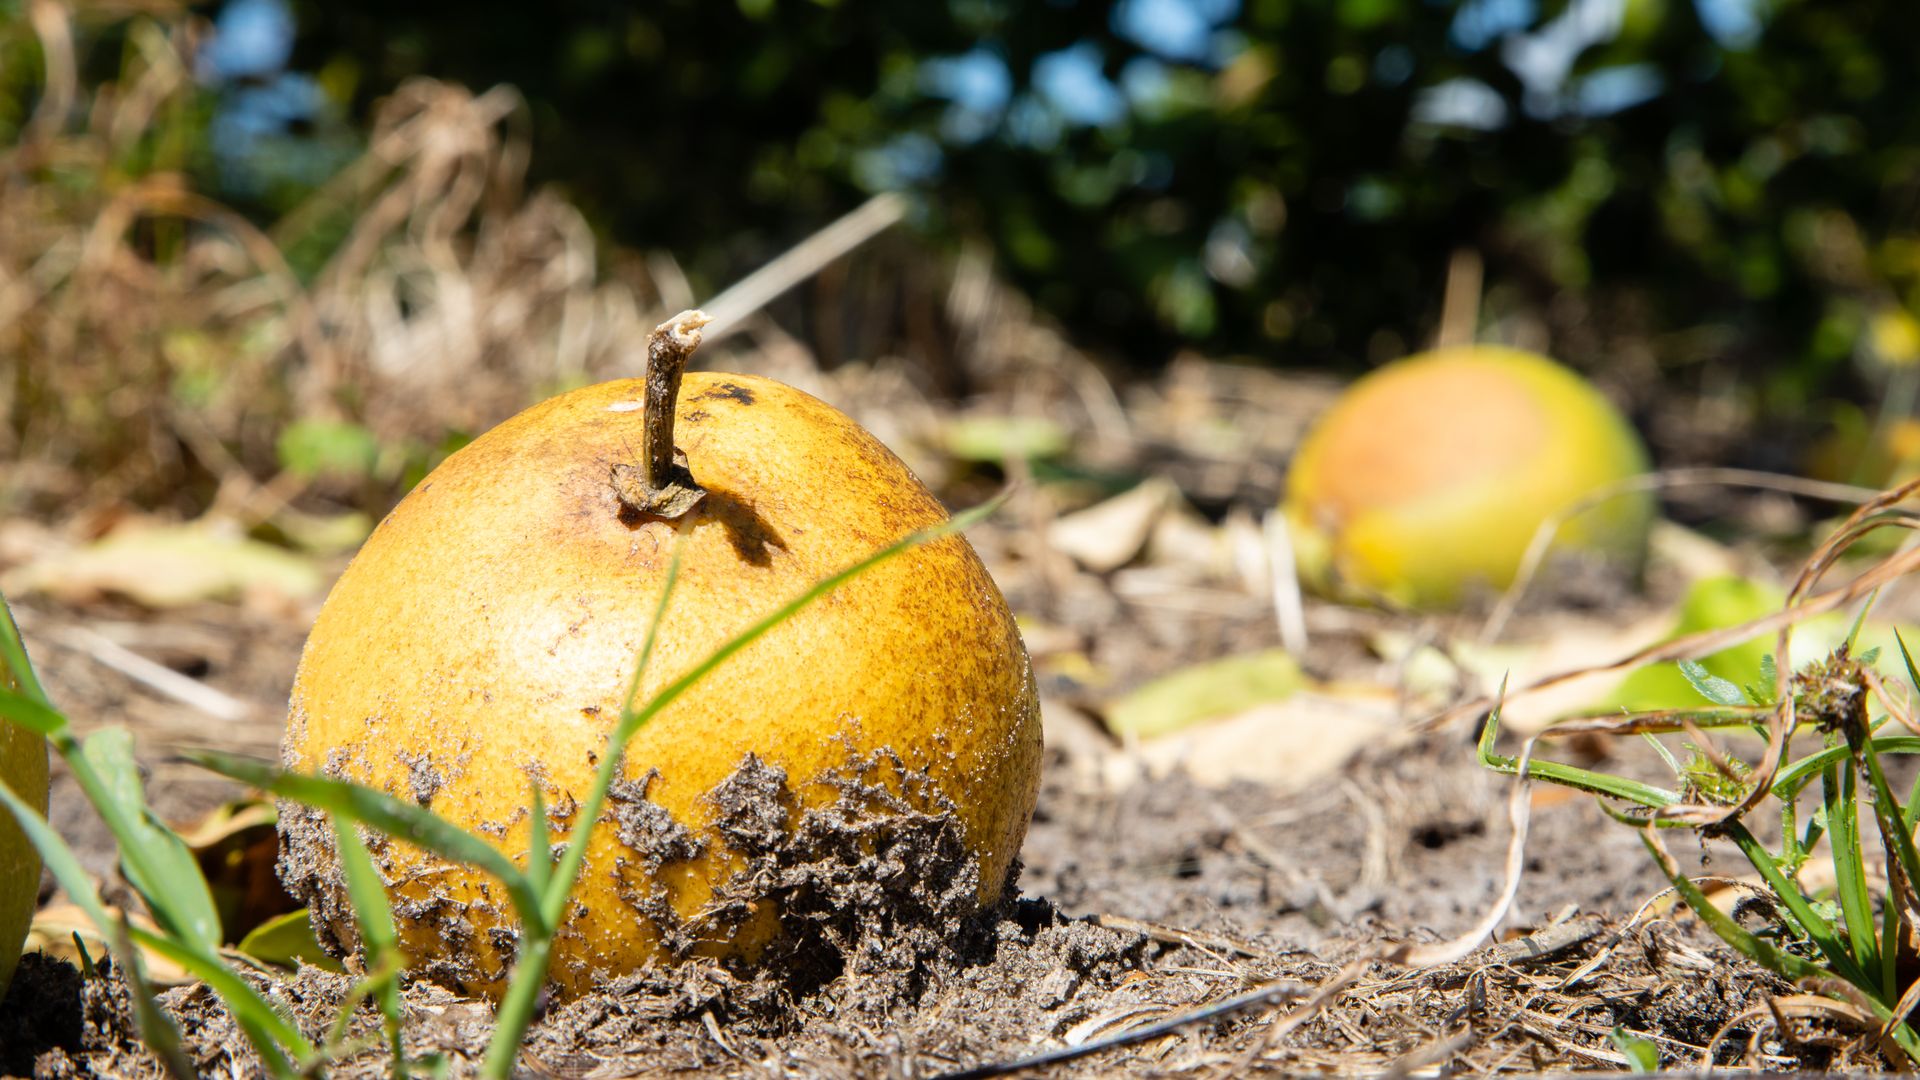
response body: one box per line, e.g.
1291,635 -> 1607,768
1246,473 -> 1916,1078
1573,63 -> 1663,115
1033,43 -> 1128,127
1449,0 -> 1536,52
197,0 -> 296,83
1411,77 -> 1509,130
853,132 -> 944,191
1694,0 -> 1762,48
921,47 -> 1014,114
1113,0 -> 1241,65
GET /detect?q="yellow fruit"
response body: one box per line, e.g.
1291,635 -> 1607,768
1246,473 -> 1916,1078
1283,345 -> 1652,610
282,313 -> 1041,999
0,658 -> 50,996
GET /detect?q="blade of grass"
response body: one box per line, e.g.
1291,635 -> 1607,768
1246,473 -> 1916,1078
113,917 -> 200,1080
1639,826 -> 1827,983
1723,821 -> 1875,989
1774,737 -> 1920,799
1823,760 -> 1882,979
185,750 -> 542,925
0,772 -> 243,1068
525,783 -> 550,905
0,593 -> 50,705
0,686 -> 67,736
83,727 -> 223,949
332,816 -> 407,1075
1478,709 -> 1682,808
131,926 -> 311,1072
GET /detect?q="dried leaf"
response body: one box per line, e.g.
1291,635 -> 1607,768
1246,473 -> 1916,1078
1104,647 -> 1303,739
1049,479 -> 1179,573
1,522 -> 322,609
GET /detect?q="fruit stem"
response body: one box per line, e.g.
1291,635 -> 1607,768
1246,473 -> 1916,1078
616,309 -> 712,519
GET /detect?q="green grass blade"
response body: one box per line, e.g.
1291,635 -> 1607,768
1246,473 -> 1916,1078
114,918 -> 202,1080
130,926 -> 314,1068
1774,737 -> 1920,799
0,686 -> 68,736
0,779 -> 207,1077
1639,829 -> 1828,984
184,749 -> 542,925
82,728 -> 223,950
331,817 -> 406,1074
1724,822 -> 1875,989
0,766 -> 116,946
526,783 -> 551,905
1823,762 -> 1882,978
0,592 -> 50,705
1479,708 -> 1681,808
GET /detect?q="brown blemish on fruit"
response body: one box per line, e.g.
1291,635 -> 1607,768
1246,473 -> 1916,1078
692,382 -> 755,406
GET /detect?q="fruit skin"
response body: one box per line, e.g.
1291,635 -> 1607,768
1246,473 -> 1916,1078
1283,345 -> 1652,610
282,372 -> 1042,998
0,662 -> 50,997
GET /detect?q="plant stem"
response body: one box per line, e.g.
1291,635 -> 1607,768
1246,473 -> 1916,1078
613,309 -> 711,519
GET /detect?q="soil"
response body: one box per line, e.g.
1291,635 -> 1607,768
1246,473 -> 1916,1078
0,594 -> 1851,1077
0,355 -> 1899,1077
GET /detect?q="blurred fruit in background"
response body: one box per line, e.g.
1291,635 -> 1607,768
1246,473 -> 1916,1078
1283,346 -> 1653,610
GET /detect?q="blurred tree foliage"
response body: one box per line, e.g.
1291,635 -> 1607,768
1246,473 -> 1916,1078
20,0 -> 1920,399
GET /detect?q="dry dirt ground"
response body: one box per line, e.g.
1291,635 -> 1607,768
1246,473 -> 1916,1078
0,534 -> 1863,1078
0,361 -> 1887,1078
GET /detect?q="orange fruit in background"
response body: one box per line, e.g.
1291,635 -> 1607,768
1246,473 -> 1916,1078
1284,345 -> 1653,610
281,338 -> 1041,999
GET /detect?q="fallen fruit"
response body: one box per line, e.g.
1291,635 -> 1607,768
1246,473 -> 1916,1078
281,312 -> 1042,998
0,634 -> 49,997
1283,345 -> 1653,610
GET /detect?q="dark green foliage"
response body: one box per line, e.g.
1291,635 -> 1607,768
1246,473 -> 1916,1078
280,0 -> 1920,389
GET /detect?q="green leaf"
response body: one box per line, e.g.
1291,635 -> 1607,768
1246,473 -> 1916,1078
235,908 -> 343,972
277,418 -> 382,481
1609,1027 -> 1659,1073
1823,762 -> 1881,979
185,749 -> 542,925
80,728 -> 223,950
1678,660 -> 1748,707
330,817 -> 406,1072
0,592 -> 50,705
116,918 -> 200,1080
0,685 -> 67,736
1104,648 -> 1304,739
131,926 -> 314,1069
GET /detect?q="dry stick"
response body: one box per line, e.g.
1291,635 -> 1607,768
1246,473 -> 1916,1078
1388,729 -> 1539,967
1478,467 -> 1888,647
52,625 -> 253,723
1429,535 -> 1920,745
1434,247 -> 1483,349
1090,913 -> 1267,960
699,192 -> 908,342
932,963 -> 1366,1080
1264,511 -> 1311,655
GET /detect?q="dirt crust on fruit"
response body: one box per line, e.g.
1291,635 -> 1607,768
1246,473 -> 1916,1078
274,747 -> 1034,998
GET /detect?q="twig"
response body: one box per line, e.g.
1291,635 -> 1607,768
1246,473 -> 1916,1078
53,624 -> 252,723
1434,247 -> 1482,349
1390,695 -> 1534,967
700,192 -> 908,342
934,963 -> 1363,1080
1472,913 -> 1605,966
1264,511 -> 1310,655
1089,913 -> 1266,960
1479,467 -> 1888,647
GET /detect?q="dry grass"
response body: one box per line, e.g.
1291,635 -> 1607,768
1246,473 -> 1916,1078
0,6 -> 673,521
